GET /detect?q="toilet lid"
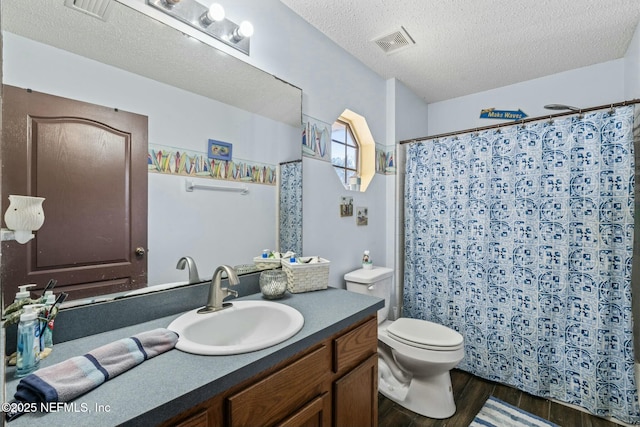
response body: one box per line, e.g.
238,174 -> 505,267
387,318 -> 463,350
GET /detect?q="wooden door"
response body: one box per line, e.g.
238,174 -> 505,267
1,85 -> 148,302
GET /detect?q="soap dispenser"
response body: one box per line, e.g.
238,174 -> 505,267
14,284 -> 36,303
4,284 -> 37,320
362,250 -> 372,270
16,304 -> 42,377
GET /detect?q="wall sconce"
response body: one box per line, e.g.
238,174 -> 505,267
147,0 -> 253,55
2,195 -> 46,244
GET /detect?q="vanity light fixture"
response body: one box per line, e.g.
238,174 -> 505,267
147,0 -> 253,55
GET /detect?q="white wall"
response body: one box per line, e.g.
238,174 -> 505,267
3,32 -> 299,285
230,0 -> 393,286
427,59 -> 627,136
196,0 -> 397,287
385,79 -> 429,272
393,80 -> 431,143
289,22 -> 390,287
625,22 -> 640,99
384,79 -> 430,316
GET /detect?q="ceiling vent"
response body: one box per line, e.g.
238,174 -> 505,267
64,0 -> 113,21
372,26 -> 415,55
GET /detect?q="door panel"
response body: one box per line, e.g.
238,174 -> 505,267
1,85 -> 148,302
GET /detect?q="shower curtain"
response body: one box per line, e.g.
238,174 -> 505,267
279,161 -> 303,256
404,105 -> 640,423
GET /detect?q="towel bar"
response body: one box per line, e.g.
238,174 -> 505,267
185,179 -> 249,195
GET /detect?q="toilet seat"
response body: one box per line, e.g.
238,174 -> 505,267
387,318 -> 463,351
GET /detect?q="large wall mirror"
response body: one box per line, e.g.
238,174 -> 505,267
1,0 -> 302,305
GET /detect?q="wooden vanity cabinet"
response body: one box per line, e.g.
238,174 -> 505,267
227,344 -> 331,426
162,315 -> 378,427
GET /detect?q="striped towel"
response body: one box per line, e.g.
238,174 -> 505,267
14,328 -> 178,405
470,396 -> 560,427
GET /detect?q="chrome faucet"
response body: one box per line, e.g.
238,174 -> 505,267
198,265 -> 240,314
176,256 -> 201,284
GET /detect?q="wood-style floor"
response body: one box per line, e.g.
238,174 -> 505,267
378,369 -> 624,427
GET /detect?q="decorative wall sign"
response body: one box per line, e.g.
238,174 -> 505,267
208,139 -> 232,161
340,196 -> 353,217
302,115 -> 331,161
479,108 -> 528,120
356,206 -> 368,226
148,144 -> 276,185
376,144 -> 396,174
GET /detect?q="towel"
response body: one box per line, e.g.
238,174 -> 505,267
12,328 -> 178,407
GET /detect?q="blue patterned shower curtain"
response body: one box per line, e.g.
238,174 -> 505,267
404,106 -> 640,423
279,161 -> 303,256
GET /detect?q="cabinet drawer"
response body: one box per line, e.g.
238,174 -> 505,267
333,316 -> 377,373
227,344 -> 330,427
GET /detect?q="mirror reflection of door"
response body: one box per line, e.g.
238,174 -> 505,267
1,85 -> 148,303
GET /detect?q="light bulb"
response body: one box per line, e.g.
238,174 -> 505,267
232,20 -> 254,41
200,3 -> 225,26
206,3 -> 225,22
238,21 -> 254,38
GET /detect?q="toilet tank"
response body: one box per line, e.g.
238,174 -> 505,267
344,266 -> 393,323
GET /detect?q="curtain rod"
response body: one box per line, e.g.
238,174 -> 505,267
279,159 -> 302,165
399,99 -> 640,145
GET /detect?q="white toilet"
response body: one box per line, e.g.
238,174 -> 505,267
345,266 -> 464,419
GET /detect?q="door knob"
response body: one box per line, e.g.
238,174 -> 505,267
135,247 -> 146,257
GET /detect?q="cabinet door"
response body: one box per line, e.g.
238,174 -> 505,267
276,393 -> 330,427
333,354 -> 378,427
173,410 -> 209,427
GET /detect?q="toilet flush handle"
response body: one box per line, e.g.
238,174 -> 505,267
368,284 -> 375,290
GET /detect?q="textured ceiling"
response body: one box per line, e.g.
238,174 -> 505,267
280,0 -> 640,103
2,0 -> 302,126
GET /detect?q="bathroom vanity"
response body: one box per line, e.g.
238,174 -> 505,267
4,287 -> 383,426
163,311 -> 378,427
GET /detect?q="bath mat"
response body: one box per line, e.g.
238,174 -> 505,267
470,396 -> 560,427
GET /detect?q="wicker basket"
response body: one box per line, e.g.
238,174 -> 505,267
253,257 -> 282,270
281,257 -> 330,293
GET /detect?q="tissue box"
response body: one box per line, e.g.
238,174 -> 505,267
281,257 -> 330,293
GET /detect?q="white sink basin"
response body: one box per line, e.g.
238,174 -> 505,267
168,300 -> 304,355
